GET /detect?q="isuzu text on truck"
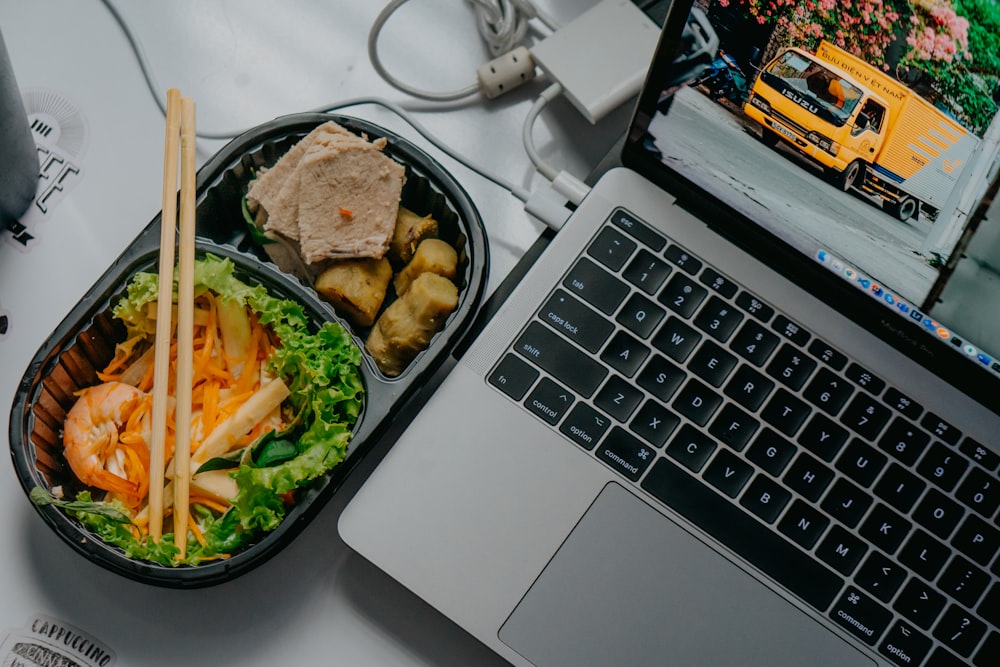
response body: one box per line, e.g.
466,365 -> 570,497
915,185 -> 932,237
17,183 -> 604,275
743,40 -> 978,222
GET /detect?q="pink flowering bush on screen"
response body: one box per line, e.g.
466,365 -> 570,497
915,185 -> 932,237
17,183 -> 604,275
719,0 -> 967,70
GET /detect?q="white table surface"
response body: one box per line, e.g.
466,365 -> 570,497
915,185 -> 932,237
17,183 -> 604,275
0,1 -> 634,664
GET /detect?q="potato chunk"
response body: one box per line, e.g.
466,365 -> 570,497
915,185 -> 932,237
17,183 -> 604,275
315,257 -> 393,328
389,207 -> 439,265
393,239 -> 458,296
366,273 -> 459,376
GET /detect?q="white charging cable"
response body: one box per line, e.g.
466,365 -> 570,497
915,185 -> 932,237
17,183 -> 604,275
368,0 -> 557,101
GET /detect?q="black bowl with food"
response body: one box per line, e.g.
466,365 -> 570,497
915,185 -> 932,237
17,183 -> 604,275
9,113 -> 488,587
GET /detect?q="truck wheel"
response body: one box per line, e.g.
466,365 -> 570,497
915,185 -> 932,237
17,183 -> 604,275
759,128 -> 780,147
837,160 -> 862,191
889,197 -> 918,222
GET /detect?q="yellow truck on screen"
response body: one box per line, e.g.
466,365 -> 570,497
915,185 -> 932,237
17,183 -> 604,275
743,40 -> 979,221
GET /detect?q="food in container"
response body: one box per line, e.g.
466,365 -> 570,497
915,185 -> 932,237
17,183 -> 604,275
9,113 -> 488,587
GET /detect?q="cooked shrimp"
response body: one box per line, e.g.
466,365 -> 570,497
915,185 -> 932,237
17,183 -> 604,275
63,381 -> 151,503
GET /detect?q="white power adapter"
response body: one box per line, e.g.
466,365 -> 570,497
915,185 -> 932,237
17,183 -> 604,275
528,0 -> 660,123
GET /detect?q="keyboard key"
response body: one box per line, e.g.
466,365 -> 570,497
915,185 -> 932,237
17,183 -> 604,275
772,314 -> 810,346
798,413 -> 849,462
807,338 -> 847,371
563,258 -> 630,315
829,587 -> 891,646
652,316 -> 701,362
951,514 -> 1000,566
917,442 -> 969,492
856,551 -> 906,602
693,296 -> 743,342
699,267 -> 738,299
821,478 -> 872,528
974,632 -> 1000,667
845,362 -> 885,395
587,226 -> 635,271
937,555 -> 990,609
559,402 -> 610,451
878,619 -> 932,667
803,367 -> 854,415
724,365 -> 774,411
894,577 -> 946,629
928,647 -> 973,667
783,452 -> 834,502
955,466 -> 1000,519
515,321 -> 608,398
817,525 -> 867,575
878,417 -> 931,467
538,290 -> 615,353
664,243 -> 702,274
636,354 -> 685,402
777,499 -> 829,549
761,389 -> 811,437
730,320 -> 779,366
616,292 -> 665,339
601,330 -> 650,377
883,387 -> 923,420
703,449 -> 753,498
629,400 -> 680,448
489,353 -> 538,401
665,424 -> 716,473
961,437 -> 999,471
594,375 -> 644,421
765,344 -> 817,391
746,429 -> 797,477
860,503 -> 911,554
524,378 -> 575,425
672,378 -> 722,426
979,583 -> 1000,631
840,393 -> 892,440
913,488 -> 963,539
739,474 -> 791,523
688,340 -> 737,387
735,291 -> 774,322
921,412 -> 961,445
596,427 -> 655,481
874,463 -> 926,513
933,604 -> 987,658
899,529 -> 951,582
623,249 -> 671,295
658,273 -> 707,318
709,403 -> 759,451
610,208 -> 665,251
641,458 -> 844,611
836,438 -> 888,487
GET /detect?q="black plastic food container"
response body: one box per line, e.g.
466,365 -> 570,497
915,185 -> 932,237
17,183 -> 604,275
8,113 -> 488,588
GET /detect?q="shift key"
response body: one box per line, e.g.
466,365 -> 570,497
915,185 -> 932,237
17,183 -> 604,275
514,322 -> 607,397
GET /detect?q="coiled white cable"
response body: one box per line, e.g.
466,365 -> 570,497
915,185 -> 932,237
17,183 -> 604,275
368,0 -> 558,101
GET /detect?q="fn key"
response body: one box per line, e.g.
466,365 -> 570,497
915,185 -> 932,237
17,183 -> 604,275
489,354 -> 539,400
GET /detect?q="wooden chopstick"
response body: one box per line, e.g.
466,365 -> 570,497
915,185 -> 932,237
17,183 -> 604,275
173,95 -> 197,558
148,88 -> 181,542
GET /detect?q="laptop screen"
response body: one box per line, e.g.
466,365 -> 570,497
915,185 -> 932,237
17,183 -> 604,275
622,0 -> 1000,411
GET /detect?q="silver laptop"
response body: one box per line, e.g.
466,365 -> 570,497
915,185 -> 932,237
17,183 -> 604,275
340,2 -> 1000,665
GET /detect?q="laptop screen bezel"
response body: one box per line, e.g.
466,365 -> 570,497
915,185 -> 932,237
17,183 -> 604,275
619,0 -> 999,415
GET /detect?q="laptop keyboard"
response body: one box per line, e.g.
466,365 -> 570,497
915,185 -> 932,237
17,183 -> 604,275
487,208 -> 1000,667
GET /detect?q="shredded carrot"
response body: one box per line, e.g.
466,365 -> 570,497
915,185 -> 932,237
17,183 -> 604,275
187,514 -> 206,548
339,207 -> 353,217
190,495 -> 230,514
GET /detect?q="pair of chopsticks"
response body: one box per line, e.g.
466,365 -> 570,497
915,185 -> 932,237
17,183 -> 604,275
148,88 -> 197,558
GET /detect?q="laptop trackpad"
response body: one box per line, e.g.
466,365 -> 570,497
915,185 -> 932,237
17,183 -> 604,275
499,483 -> 872,667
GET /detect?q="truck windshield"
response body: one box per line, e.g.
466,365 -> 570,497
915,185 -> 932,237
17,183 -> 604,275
761,51 -> 862,126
